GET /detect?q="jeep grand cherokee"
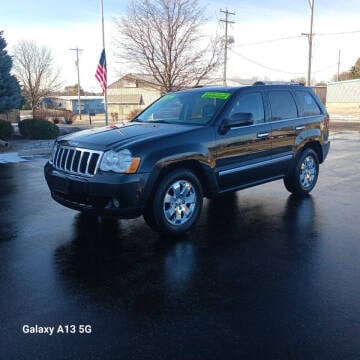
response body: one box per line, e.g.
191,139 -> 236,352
44,84 -> 330,234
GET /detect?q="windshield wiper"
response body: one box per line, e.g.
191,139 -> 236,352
150,120 -> 172,124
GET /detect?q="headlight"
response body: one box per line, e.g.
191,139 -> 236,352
100,149 -> 141,173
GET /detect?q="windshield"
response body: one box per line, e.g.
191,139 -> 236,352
134,90 -> 232,125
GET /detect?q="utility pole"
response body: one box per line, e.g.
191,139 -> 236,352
70,47 -> 83,120
337,49 -> 341,82
220,9 -> 235,86
302,0 -> 315,86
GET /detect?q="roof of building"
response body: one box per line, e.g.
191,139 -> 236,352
108,73 -> 159,89
48,96 -> 103,101
108,73 -> 255,91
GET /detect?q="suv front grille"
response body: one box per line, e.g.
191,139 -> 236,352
52,145 -> 103,177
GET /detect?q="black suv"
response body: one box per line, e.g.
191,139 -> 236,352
44,84 -> 330,234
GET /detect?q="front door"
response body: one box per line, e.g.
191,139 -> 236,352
214,90 -> 273,191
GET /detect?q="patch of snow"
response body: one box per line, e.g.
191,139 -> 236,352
0,152 -> 30,164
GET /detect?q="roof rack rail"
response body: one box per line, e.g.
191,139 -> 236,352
253,81 -> 305,86
192,84 -> 224,88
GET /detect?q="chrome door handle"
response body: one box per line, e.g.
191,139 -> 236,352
296,125 -> 305,131
257,132 -> 269,138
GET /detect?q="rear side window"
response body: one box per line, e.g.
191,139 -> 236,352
295,90 -> 321,116
268,91 -> 298,121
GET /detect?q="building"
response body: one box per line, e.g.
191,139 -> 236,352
327,79 -> 360,107
107,74 -> 161,120
44,96 -> 105,115
326,79 -> 360,118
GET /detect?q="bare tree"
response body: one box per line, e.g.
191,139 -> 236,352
12,40 -> 61,110
113,0 -> 222,93
333,58 -> 360,82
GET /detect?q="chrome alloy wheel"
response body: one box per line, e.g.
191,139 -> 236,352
163,180 -> 197,226
299,155 -> 317,189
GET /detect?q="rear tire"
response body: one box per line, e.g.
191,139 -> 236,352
143,169 -> 203,235
284,148 -> 319,195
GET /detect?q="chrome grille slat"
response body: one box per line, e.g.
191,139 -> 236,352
64,149 -> 71,170
67,150 -> 75,171
52,145 -> 103,177
85,154 -> 91,175
56,148 -> 63,168
61,148 -> 67,168
77,151 -> 84,173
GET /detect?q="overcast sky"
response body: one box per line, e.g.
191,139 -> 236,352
1,0 -> 359,91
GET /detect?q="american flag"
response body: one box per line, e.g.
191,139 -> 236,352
95,49 -> 107,93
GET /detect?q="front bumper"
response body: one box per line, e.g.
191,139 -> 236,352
44,162 -> 150,218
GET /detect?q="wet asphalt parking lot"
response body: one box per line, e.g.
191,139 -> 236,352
0,132 -> 359,359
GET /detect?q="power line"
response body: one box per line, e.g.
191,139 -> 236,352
232,30 -> 360,48
316,30 -> 360,36
233,35 -> 303,47
312,62 -> 338,73
229,48 -> 337,76
229,49 -> 304,75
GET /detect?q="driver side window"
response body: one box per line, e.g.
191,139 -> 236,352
228,92 -> 265,124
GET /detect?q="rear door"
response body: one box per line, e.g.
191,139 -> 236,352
214,89 -> 273,191
266,89 -> 301,175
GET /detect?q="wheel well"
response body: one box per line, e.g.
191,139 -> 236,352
303,141 -> 323,163
152,160 -> 213,198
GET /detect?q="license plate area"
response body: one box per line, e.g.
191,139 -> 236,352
51,173 -> 89,195
52,176 -> 69,195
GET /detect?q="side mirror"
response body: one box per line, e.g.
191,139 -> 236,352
219,112 -> 253,134
230,112 -> 253,124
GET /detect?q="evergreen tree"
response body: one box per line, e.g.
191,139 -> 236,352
0,31 -> 24,113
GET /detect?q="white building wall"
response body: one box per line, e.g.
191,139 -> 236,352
107,87 -> 160,106
327,79 -> 360,103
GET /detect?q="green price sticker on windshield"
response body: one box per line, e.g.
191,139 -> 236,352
161,94 -> 176,101
201,92 -> 231,100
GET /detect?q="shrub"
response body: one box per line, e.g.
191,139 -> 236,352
126,108 -> 142,120
63,109 -> 77,124
33,109 -> 77,124
18,119 -> 59,139
34,109 -> 54,121
0,119 -> 14,140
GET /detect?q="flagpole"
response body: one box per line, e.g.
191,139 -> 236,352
100,0 -> 108,125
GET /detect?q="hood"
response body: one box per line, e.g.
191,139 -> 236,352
58,122 -> 199,150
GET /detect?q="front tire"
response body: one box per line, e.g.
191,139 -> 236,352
144,169 -> 203,235
284,148 -> 319,195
